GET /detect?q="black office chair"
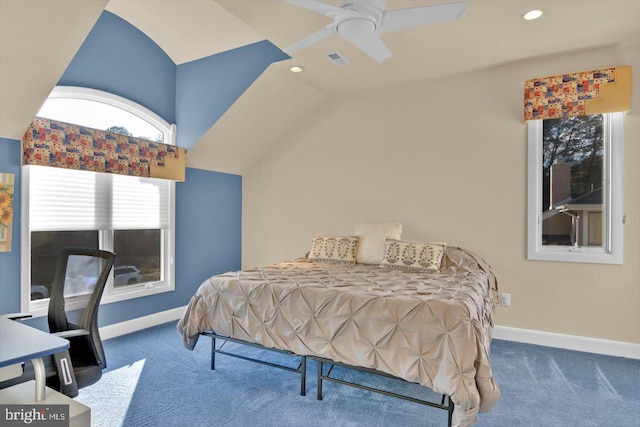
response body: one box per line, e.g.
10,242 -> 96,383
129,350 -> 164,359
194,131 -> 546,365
2,247 -> 115,397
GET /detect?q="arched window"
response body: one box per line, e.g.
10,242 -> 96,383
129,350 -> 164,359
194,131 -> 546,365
37,86 -> 175,144
22,87 -> 176,315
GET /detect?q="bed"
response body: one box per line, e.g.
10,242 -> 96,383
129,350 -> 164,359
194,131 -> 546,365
177,241 -> 500,427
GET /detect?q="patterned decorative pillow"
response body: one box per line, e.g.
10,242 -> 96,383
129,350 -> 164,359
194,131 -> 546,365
354,222 -> 402,264
380,239 -> 447,272
308,236 -> 359,264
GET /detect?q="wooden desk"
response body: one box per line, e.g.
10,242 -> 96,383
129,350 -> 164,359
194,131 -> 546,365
0,316 -> 69,401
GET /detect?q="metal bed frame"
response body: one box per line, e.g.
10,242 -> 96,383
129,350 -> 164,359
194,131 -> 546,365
314,357 -> 454,427
200,331 -> 307,396
200,331 -> 454,426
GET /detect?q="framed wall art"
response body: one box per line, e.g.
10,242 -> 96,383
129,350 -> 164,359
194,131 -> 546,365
0,172 -> 15,252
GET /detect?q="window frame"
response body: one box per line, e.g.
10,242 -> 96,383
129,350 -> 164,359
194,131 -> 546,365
45,86 -> 176,145
527,112 -> 624,264
21,87 -> 177,316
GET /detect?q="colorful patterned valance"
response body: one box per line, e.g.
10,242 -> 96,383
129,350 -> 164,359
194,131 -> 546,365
524,65 -> 632,122
22,117 -> 185,181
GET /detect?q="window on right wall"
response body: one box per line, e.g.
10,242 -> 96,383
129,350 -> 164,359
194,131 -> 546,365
527,112 -> 624,264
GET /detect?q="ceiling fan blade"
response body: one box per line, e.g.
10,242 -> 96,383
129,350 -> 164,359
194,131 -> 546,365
344,34 -> 392,63
339,0 -> 386,10
282,0 -> 341,15
379,1 -> 467,33
285,26 -> 335,53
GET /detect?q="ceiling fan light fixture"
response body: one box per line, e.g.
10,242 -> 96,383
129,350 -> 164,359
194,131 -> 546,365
523,9 -> 543,21
289,65 -> 305,73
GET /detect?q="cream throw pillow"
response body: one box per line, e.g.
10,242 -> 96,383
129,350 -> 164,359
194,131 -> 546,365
380,239 -> 446,272
308,236 -> 359,264
354,223 -> 402,264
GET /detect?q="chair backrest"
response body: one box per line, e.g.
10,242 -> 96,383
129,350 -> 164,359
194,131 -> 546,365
48,248 -> 116,367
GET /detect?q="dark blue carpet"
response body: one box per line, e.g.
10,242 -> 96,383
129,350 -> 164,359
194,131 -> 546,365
75,322 -> 640,427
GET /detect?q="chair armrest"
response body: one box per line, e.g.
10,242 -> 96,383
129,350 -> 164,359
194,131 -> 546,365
1,313 -> 33,320
53,329 -> 90,339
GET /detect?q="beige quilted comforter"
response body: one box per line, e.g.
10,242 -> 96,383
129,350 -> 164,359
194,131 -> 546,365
178,246 -> 500,426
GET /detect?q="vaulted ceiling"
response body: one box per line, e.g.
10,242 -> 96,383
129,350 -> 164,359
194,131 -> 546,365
2,0 -> 639,174
110,0 -> 640,96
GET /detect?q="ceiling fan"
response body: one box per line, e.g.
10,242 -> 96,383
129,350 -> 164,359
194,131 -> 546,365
283,0 -> 467,63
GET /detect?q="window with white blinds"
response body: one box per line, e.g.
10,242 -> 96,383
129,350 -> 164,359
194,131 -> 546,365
23,164 -> 175,315
21,86 -> 176,316
28,165 -> 170,231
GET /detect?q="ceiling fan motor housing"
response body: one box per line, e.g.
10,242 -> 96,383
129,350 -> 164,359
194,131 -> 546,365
337,1 -> 383,30
337,17 -> 377,38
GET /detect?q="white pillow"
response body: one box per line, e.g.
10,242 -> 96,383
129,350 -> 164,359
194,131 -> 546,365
354,222 -> 402,264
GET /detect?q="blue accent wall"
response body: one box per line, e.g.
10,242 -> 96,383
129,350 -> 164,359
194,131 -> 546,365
0,138 -> 22,314
58,11 -> 176,124
58,11 -> 288,150
0,135 -> 241,327
174,168 -> 242,297
176,40 -> 289,149
0,9 -> 281,329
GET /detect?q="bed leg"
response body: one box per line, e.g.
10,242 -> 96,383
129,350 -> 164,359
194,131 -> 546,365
447,395 -> 454,427
210,336 -> 216,370
300,356 -> 307,396
316,360 -> 323,401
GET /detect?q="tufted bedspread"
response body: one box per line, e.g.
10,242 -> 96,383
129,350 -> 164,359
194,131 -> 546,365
177,246 -> 500,426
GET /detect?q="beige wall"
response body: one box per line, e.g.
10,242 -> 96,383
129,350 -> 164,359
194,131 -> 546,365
242,42 -> 640,345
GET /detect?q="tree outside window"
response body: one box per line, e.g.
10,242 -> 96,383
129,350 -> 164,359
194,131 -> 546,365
527,112 -> 623,264
542,115 -> 604,247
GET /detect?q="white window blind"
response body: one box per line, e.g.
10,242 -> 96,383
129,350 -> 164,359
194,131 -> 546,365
29,165 -> 170,231
112,174 -> 169,229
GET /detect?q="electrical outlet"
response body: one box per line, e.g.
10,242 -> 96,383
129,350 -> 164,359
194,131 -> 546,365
499,293 -> 511,307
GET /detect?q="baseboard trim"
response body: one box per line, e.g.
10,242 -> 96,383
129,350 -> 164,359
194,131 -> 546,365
99,310 -> 639,360
100,306 -> 186,341
493,325 -> 640,359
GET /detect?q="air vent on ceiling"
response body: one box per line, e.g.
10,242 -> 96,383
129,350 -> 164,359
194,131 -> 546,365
326,51 -> 350,67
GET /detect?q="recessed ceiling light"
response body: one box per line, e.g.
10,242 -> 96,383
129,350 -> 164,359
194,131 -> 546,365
289,65 -> 305,73
523,9 -> 543,21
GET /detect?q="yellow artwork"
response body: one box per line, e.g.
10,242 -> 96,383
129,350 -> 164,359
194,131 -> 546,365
0,172 -> 15,252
